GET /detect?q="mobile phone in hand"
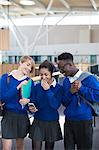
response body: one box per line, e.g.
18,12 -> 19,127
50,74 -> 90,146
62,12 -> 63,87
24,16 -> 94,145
28,103 -> 36,107
28,103 -> 38,113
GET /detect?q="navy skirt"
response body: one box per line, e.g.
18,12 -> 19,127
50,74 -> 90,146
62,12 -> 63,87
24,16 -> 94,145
29,119 -> 63,142
1,111 -> 30,139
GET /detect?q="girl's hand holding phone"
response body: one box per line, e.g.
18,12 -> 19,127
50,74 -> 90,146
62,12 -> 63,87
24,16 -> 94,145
19,98 -> 30,105
28,103 -> 38,112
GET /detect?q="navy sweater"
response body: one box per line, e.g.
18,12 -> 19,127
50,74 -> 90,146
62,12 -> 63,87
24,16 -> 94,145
0,73 -> 34,114
62,75 -> 99,120
30,82 -> 63,121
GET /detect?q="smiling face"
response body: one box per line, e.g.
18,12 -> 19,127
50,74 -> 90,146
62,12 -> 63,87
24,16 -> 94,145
58,52 -> 78,77
58,59 -> 75,77
39,60 -> 54,84
39,67 -> 52,84
20,59 -> 33,76
19,56 -> 35,76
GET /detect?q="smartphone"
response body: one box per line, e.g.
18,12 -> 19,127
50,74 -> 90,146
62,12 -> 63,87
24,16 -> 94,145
28,103 -> 36,108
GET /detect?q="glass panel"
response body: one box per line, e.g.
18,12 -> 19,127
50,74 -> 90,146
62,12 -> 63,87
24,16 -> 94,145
47,56 -> 52,61
90,55 -> 97,64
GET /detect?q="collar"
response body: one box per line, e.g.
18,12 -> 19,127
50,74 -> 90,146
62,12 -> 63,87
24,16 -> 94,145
9,70 -> 17,76
8,70 -> 28,81
68,69 -> 83,83
50,78 -> 57,87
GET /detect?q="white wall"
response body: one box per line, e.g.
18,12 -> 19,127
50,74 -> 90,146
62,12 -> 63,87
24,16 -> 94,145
9,25 -> 99,59
10,25 -> 99,49
1,24 -> 99,64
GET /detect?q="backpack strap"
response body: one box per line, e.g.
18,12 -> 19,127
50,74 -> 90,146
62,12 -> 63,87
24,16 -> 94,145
77,72 -> 99,127
65,72 -> 91,108
77,72 -> 91,82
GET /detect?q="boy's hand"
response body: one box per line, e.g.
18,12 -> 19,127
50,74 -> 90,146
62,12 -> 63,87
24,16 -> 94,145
70,80 -> 82,94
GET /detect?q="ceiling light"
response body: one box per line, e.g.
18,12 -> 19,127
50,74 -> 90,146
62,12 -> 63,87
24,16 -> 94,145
0,0 -> 11,5
20,0 -> 35,6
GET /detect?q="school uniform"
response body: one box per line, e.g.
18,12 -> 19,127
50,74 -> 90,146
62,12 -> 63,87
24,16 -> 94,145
0,72 -> 34,139
62,69 -> 99,149
29,78 -> 63,142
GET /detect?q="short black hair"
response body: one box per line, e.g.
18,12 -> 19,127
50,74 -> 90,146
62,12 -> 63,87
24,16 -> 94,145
58,52 -> 73,61
39,60 -> 54,75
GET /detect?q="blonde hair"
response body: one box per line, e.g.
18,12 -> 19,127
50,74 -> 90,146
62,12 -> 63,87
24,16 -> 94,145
20,56 -> 35,75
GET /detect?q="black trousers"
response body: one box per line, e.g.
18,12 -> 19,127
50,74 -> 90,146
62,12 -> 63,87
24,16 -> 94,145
64,119 -> 93,150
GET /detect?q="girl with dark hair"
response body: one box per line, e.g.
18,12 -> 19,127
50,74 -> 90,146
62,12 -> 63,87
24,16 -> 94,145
29,60 -> 63,150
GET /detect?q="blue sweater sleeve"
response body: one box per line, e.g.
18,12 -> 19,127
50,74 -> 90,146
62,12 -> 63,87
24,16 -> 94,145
62,77 -> 73,106
0,74 -> 19,103
45,85 -> 63,110
78,75 -> 99,102
30,84 -> 47,109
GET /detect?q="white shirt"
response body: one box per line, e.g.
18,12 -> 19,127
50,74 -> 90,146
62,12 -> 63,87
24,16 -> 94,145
9,70 -> 28,81
50,78 -> 56,87
68,69 -> 83,83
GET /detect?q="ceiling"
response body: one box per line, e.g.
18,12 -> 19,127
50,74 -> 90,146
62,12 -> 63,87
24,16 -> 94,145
0,0 -> 99,19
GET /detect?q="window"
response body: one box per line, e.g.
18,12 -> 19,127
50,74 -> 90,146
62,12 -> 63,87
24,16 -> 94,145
9,56 -> 13,63
33,56 -> 41,64
90,55 -> 97,64
47,56 -> 52,61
